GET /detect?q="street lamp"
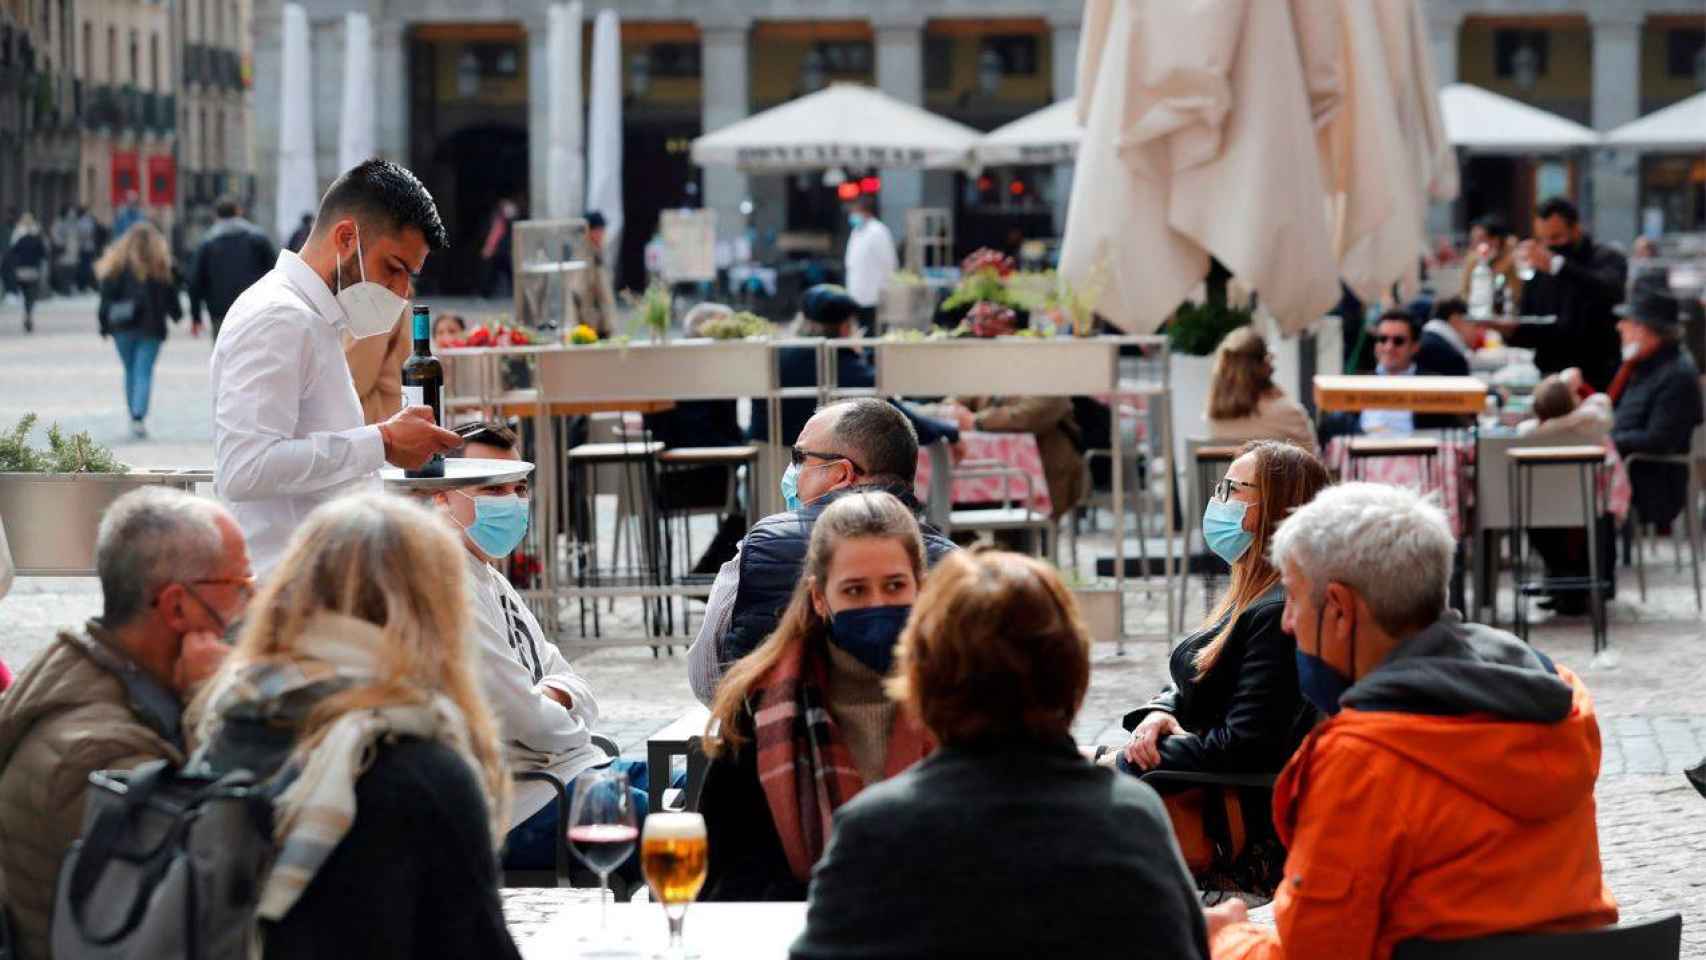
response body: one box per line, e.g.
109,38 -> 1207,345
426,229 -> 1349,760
1511,42 -> 1539,91
977,47 -> 1003,96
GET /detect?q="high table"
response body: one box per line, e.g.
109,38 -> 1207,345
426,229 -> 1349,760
1313,374 -> 1489,416
520,902 -> 807,959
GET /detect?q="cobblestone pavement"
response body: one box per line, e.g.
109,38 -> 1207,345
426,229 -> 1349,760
5,296 -> 1705,953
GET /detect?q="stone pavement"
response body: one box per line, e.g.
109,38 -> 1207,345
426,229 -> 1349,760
4,294 -> 1705,953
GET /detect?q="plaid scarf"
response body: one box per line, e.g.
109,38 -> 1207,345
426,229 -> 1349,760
751,637 -> 932,881
198,613 -> 493,921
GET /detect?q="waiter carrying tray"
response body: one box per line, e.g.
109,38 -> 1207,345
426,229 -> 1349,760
211,159 -> 462,575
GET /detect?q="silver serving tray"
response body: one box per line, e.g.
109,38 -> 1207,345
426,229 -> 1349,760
379,457 -> 535,492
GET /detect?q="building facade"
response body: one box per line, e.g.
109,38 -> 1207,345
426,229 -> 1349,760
249,1 -> 1703,294
75,0 -> 180,236
0,0 -> 80,228
174,0 -> 255,244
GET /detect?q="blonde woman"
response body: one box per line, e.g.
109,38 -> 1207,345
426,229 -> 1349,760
700,490 -> 935,901
95,220 -> 182,437
193,493 -> 521,960
1205,327 -> 1316,452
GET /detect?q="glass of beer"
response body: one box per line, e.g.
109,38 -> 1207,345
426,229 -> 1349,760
640,812 -> 708,959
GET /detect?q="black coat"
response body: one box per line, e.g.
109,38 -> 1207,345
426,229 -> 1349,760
1122,590 -> 1316,773
1513,235 -> 1627,391
97,270 -> 182,339
1416,330 -> 1470,378
188,217 -> 276,322
788,737 -> 1210,960
699,705 -> 809,903
1612,343 -> 1704,527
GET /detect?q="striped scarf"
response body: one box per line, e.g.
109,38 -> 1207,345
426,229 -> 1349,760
751,637 -> 932,881
200,613 -> 494,921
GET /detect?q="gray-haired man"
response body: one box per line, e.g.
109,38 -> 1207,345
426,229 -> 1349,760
0,487 -> 252,959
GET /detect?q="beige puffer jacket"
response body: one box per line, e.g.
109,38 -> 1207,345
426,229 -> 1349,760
0,622 -> 184,960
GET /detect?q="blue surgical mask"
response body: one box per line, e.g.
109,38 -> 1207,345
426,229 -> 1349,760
1295,613 -> 1355,716
826,604 -> 910,675
780,463 -> 803,512
1202,498 -> 1255,565
454,491 -> 530,559
848,213 -> 865,229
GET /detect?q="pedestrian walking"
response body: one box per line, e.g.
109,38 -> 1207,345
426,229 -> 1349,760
95,222 -> 183,438
187,196 -> 276,342
75,206 -> 98,290
2,214 -> 48,333
49,205 -> 79,294
478,197 -> 518,299
112,190 -> 144,238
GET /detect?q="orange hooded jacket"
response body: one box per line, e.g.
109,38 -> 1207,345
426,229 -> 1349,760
1213,617 -> 1618,960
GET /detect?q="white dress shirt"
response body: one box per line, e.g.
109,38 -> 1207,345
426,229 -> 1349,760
844,219 -> 898,308
1359,363 -> 1418,436
465,553 -> 606,825
686,544 -> 743,706
210,251 -> 386,575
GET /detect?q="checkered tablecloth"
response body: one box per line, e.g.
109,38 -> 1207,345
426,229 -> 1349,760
914,430 -> 1052,516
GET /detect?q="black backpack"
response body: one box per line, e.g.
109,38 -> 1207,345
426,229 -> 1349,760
51,759 -> 279,960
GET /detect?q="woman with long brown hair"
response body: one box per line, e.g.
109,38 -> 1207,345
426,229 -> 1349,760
1206,327 -> 1316,452
193,493 -> 521,959
95,220 -> 182,438
1111,440 -> 1329,892
699,490 -> 934,901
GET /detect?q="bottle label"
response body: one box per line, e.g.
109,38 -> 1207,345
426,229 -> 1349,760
412,311 -> 430,341
403,384 -> 424,412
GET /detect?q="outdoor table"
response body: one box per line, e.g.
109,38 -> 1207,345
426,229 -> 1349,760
1313,374 -> 1489,415
519,901 -> 807,959
912,430 -> 1052,516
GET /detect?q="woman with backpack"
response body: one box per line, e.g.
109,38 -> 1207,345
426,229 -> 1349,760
95,221 -> 182,438
193,493 -> 523,959
3,212 -> 48,333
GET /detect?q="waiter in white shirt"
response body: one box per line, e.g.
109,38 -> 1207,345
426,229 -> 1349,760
211,159 -> 462,575
842,196 -> 897,333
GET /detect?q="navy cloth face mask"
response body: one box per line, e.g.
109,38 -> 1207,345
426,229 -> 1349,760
1295,610 -> 1354,716
826,605 -> 911,675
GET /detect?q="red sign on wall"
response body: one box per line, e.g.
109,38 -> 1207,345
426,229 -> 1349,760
147,155 -> 176,207
110,151 -> 140,206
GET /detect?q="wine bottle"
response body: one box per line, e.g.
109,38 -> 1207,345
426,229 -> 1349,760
401,304 -> 445,478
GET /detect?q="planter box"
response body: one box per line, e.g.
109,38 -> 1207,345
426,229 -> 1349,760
0,470 -> 211,576
873,338 -> 1120,397
1073,587 -> 1122,644
533,340 -> 777,403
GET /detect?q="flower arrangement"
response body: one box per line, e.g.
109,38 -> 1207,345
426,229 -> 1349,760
964,301 -> 1018,339
699,310 -> 773,340
625,280 -> 673,342
567,323 -> 599,345
942,247 -> 1022,313
442,322 -> 537,348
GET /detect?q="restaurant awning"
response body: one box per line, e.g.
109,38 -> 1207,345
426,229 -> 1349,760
1439,83 -> 1600,153
1606,92 -> 1706,151
690,83 -> 981,172
975,99 -> 1080,167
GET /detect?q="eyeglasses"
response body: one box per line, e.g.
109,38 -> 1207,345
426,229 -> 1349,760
1213,477 -> 1260,503
1374,335 -> 1412,346
790,447 -> 865,474
189,576 -> 257,600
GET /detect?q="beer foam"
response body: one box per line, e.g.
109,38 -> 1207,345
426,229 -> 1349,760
644,813 -> 706,840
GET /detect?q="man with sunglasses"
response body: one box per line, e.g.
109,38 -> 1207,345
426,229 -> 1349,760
686,398 -> 958,704
0,487 -> 252,959
1323,311 -> 1465,443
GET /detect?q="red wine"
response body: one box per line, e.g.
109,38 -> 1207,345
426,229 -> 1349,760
568,823 -> 639,874
402,303 -> 445,478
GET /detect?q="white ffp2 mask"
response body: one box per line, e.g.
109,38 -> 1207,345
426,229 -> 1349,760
335,225 -> 407,339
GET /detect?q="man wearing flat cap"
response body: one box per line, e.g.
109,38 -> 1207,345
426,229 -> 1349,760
1609,276 -> 1704,531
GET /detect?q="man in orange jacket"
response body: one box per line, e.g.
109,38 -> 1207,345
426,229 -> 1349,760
1207,482 -> 1618,960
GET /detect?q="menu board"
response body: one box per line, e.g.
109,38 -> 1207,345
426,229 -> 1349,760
660,209 -> 717,282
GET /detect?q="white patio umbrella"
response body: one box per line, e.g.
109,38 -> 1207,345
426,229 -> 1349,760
976,99 -> 1080,167
586,9 -> 624,248
544,2 -> 584,220
691,84 -> 981,171
336,12 -> 374,173
1439,83 -> 1600,153
1606,92 -> 1706,150
275,3 -> 318,242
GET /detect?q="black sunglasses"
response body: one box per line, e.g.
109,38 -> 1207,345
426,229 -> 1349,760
1374,335 -> 1412,345
791,447 -> 865,474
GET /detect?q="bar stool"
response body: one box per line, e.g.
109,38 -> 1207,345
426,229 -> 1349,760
657,444 -> 761,629
1344,436 -> 1442,490
567,440 -> 667,643
1508,445 -> 1611,653
1181,440 -> 1244,623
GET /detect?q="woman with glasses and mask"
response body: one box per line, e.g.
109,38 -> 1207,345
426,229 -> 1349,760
1109,440 -> 1329,895
698,491 -> 932,901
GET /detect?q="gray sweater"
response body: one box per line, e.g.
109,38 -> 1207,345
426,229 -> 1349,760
790,736 -> 1210,960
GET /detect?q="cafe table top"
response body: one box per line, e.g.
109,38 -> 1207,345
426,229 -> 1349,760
519,901 -> 807,959
1313,374 -> 1488,415
445,388 -> 677,418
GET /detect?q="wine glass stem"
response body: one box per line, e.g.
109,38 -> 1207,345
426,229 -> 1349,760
599,871 -> 611,934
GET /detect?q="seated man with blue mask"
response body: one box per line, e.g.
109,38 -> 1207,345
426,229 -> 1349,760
425,421 -> 660,875
687,398 -> 959,705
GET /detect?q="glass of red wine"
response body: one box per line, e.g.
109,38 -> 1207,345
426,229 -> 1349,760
567,769 -> 639,951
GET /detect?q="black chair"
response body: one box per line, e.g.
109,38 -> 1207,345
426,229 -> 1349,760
1392,914 -> 1682,960
506,733 -> 621,890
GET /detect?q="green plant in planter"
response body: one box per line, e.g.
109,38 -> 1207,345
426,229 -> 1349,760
625,281 -> 673,342
699,310 -> 773,340
0,415 -> 49,472
1167,259 -> 1253,356
0,414 -> 125,473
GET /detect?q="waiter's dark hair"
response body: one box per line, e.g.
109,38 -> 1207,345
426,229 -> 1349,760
453,420 -> 518,453
312,158 -> 449,250
1536,196 -> 1579,225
